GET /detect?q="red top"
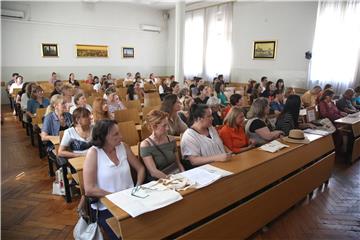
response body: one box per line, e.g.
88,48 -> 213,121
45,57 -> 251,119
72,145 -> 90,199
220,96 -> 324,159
219,125 -> 249,153
222,105 -> 231,119
318,100 -> 342,122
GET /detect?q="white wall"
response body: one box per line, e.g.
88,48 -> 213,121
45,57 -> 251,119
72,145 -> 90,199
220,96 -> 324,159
232,1 -> 317,87
166,1 -> 318,88
1,1 -> 169,82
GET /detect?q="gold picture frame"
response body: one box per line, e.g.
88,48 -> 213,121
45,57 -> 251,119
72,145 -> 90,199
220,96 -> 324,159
122,47 -> 134,58
42,43 -> 59,57
253,40 -> 277,59
76,44 -> 108,57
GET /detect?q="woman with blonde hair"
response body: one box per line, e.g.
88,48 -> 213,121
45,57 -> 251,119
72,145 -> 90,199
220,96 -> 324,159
92,97 -> 113,123
140,110 -> 184,181
41,94 -> 73,150
245,97 -> 283,146
219,107 -> 255,153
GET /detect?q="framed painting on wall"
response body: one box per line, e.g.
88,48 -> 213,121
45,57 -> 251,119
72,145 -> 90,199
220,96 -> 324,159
76,44 -> 108,57
122,47 -> 134,58
253,40 -> 276,59
42,43 -> 59,57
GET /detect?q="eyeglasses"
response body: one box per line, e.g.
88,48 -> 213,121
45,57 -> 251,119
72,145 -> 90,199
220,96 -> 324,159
131,186 -> 150,199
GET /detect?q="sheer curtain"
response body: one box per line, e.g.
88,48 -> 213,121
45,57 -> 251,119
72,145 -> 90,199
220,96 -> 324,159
184,3 -> 233,81
184,10 -> 204,79
204,3 -> 233,82
309,0 -> 360,94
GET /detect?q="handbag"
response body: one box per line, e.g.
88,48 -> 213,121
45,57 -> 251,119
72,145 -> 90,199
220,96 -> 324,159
73,203 -> 104,240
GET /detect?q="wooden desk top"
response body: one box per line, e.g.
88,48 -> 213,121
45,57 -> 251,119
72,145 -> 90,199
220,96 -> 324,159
102,133 -> 330,223
48,136 -> 60,145
69,156 -> 85,171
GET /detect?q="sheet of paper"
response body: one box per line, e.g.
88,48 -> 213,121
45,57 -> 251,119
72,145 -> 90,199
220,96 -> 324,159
198,164 -> 233,177
106,184 -> 183,217
179,168 -> 222,189
259,140 -> 289,153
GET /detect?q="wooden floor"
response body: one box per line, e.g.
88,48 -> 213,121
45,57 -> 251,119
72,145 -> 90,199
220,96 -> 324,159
1,106 -> 360,239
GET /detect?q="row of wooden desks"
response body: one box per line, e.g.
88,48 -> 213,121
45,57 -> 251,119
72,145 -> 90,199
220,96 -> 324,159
100,134 -> 335,239
335,113 -> 360,163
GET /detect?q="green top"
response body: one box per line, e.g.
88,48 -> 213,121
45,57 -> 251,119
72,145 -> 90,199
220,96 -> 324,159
217,92 -> 228,105
140,139 -> 177,172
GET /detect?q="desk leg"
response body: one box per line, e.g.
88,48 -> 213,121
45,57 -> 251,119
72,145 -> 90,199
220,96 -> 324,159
29,123 -> 35,146
48,156 -> 55,177
62,165 -> 72,203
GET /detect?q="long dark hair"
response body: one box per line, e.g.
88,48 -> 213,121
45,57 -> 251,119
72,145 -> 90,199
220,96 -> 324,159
188,104 -> 209,126
127,84 -> 135,100
91,119 -> 118,148
280,95 -> 301,127
160,94 -> 178,114
214,82 -> 223,94
276,79 -> 284,93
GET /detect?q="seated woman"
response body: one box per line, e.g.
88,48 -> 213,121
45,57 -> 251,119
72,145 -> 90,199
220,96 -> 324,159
105,87 -> 126,113
83,119 -> 145,240
250,83 -> 262,104
275,79 -> 285,93
180,104 -> 230,169
58,107 -> 93,158
126,83 -> 144,101
92,97 -> 113,122
160,94 -> 188,136
41,94 -> 73,151
215,82 -> 228,106
261,81 -> 275,99
275,95 -> 315,136
318,89 -> 347,122
61,84 -> 75,112
246,80 -> 257,95
140,110 -> 184,181
270,90 -> 285,115
194,85 -> 209,104
219,107 -> 255,153
68,72 -> 79,86
245,97 -> 283,146
178,96 -> 194,127
352,86 -> 360,109
69,93 -> 92,114
26,86 -> 50,119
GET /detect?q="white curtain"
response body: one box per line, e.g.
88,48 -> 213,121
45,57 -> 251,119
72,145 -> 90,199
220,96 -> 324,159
309,0 -> 360,94
184,3 -> 233,82
184,10 -> 204,79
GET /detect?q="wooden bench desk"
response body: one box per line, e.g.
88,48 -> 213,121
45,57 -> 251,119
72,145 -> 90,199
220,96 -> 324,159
101,134 -> 335,239
335,114 -> 360,163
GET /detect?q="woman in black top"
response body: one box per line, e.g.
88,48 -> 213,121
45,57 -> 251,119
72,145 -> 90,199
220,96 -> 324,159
194,85 -> 209,104
275,95 -> 315,135
261,81 -> 275,98
275,79 -> 285,93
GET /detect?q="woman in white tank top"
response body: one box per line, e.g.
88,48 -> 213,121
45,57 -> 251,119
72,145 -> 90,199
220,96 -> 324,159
83,120 -> 145,240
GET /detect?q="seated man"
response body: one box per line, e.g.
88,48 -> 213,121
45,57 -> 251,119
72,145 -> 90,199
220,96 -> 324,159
301,85 -> 322,108
336,88 -> 358,114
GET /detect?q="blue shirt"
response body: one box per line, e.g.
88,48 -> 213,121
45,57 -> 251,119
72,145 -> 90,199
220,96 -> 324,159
42,111 -> 73,151
352,96 -> 360,105
270,101 -> 284,113
27,98 -> 50,114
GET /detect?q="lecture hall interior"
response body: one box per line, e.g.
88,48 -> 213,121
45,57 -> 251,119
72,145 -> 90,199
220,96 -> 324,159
1,0 -> 360,239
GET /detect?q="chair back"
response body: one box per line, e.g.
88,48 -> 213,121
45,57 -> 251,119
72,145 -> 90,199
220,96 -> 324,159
142,105 -> 161,118
114,108 -> 141,124
33,108 -> 47,125
144,96 -> 162,108
117,121 -> 139,146
123,99 -> 142,111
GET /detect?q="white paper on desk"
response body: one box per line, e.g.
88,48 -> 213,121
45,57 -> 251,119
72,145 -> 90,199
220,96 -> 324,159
179,167 -> 222,189
198,164 -> 233,177
259,140 -> 289,153
106,184 -> 183,218
303,128 -> 330,136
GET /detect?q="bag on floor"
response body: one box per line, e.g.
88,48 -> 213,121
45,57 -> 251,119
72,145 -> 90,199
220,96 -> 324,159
73,217 -> 103,240
52,168 -> 65,195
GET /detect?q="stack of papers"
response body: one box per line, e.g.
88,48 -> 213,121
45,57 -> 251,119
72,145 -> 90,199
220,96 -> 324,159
106,184 -> 183,217
259,140 -> 289,153
304,128 -> 330,136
